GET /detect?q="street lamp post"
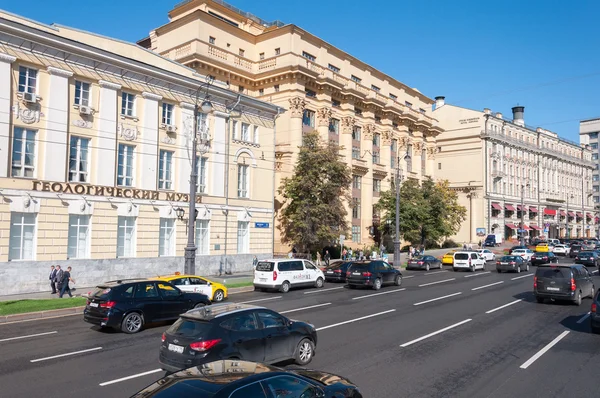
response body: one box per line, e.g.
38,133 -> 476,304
566,193 -> 573,240
520,183 -> 530,246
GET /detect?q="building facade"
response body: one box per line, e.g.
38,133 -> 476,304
138,0 -> 444,253
434,98 -> 595,244
0,11 -> 281,295
580,118 -> 600,204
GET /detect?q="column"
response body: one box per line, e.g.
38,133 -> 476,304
44,67 -> 73,181
96,80 -> 121,186
362,124 -> 376,245
0,53 -> 16,178
380,129 -> 392,191
212,112 -> 227,197
139,92 -> 162,190
177,102 -> 195,193
288,97 -> 305,164
316,107 -> 331,142
341,115 -> 356,243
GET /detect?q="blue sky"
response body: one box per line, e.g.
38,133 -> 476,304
4,0 -> 600,141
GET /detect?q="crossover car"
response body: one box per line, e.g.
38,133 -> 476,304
452,251 -> 486,272
496,255 -> 529,273
159,304 -> 317,372
83,280 -> 211,333
253,259 -> 325,293
407,255 -> 443,271
552,244 -> 570,256
134,360 -> 363,398
530,251 -> 559,265
574,251 -> 600,267
155,274 -> 228,302
477,249 -> 496,262
511,248 -> 534,262
346,260 -> 402,290
534,264 -> 595,306
323,260 -> 353,282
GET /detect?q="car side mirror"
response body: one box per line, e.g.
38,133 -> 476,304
207,282 -> 212,286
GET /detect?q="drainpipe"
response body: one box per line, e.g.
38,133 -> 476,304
272,107 -> 283,256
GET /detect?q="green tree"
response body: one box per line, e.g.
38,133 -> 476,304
277,131 -> 352,253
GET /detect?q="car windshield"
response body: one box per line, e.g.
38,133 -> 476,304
348,264 -> 370,272
168,318 -> 212,337
454,253 -> 469,260
326,261 -> 344,269
579,252 -> 594,256
500,256 -> 518,261
90,287 -> 112,300
536,267 -> 571,279
255,262 -> 275,272
412,256 -> 425,261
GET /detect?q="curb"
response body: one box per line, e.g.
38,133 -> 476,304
1,306 -> 85,324
228,286 -> 255,294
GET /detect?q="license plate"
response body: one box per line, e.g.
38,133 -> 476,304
168,344 -> 184,354
327,271 -> 333,274
581,258 -> 588,261
259,278 -> 267,282
501,263 -> 508,265
353,272 -> 361,275
546,287 -> 560,291
89,302 -> 98,307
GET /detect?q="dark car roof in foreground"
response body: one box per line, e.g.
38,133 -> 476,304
181,303 -> 264,321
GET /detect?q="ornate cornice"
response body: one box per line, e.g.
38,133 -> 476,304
47,66 -> 73,78
142,92 -> 163,101
316,107 -> 332,127
99,80 -> 122,90
288,97 -> 306,118
363,124 -> 376,140
0,53 -> 16,63
413,141 -> 424,152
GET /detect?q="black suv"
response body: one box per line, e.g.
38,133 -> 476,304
574,251 -> 600,267
530,251 -> 559,265
346,260 -> 402,290
534,264 -> 595,306
134,360 -> 363,398
159,303 -> 318,373
83,280 -> 211,333
569,244 -> 583,258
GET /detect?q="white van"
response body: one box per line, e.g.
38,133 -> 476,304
453,251 -> 486,272
253,259 -> 325,293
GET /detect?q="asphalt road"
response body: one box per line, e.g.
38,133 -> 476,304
1,255 -> 599,398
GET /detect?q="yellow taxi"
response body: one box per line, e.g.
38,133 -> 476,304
535,242 -> 550,253
154,273 -> 228,302
442,251 -> 457,265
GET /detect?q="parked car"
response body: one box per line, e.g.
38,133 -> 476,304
83,280 -> 211,334
552,244 -> 570,256
531,252 -> 559,265
511,248 -> 534,262
534,264 -> 595,306
134,360 -> 363,398
442,251 -> 457,266
159,304 -> 318,372
452,251 -> 486,272
155,274 -> 228,302
346,260 -> 402,290
509,245 -> 528,254
477,249 -> 496,262
253,259 -> 325,293
323,260 -> 353,282
407,255 -> 443,271
496,255 -> 529,273
574,251 -> 600,267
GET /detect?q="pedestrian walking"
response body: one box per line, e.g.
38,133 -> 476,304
59,266 -> 75,298
316,251 -> 322,266
420,245 -> 425,256
348,249 -> 353,260
49,265 -> 58,294
342,248 -> 347,261
54,265 -> 64,294
252,255 -> 258,269
324,250 -> 331,266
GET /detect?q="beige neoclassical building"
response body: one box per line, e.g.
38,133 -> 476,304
139,0 -> 444,252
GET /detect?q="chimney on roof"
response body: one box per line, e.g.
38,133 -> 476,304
434,96 -> 445,110
512,106 -> 525,126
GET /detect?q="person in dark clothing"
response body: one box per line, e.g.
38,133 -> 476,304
54,265 -> 64,293
324,250 -> 331,267
49,265 -> 58,294
59,266 -> 75,298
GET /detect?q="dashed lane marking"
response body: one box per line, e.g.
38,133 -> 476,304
280,303 -> 332,314
0,331 -> 57,342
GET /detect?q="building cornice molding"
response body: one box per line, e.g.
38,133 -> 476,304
47,66 -> 74,78
98,80 -> 122,90
180,101 -> 195,110
142,91 -> 163,101
0,52 -> 16,63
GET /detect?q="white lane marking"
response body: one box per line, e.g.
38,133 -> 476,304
30,347 -> 102,363
577,312 -> 591,324
0,313 -> 80,326
511,273 -> 533,281
280,303 -> 332,314
100,368 -> 163,387
402,275 -> 415,279
472,281 -> 504,291
238,296 -> 282,304
520,331 -> 570,369
413,292 -> 462,306
593,270 -> 599,275
0,331 -> 57,342
316,309 -> 396,331
424,270 -> 448,276
464,271 -> 491,278
352,288 -> 406,300
485,299 -> 523,314
418,278 -> 455,287
400,319 -> 472,348
304,286 -> 345,294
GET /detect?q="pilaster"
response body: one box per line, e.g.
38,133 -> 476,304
212,113 -> 226,197
362,123 -> 376,245
288,96 -> 305,163
96,80 -> 121,185
139,92 -> 162,190
177,102 -> 195,194
316,107 -> 332,141
0,53 -> 16,178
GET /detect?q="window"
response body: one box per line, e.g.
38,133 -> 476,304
406,144 -> 413,172
117,216 -> 136,257
9,213 -> 36,261
352,198 -> 361,219
158,150 -> 173,190
195,113 -> 207,139
196,220 -> 209,255
373,134 -> 380,146
259,52 -> 265,60
391,156 -> 396,169
18,66 -> 37,94
302,51 -> 316,61
238,164 -> 249,198
373,152 -> 380,164
352,126 -> 361,141
258,88 -> 264,95
371,85 -> 380,92
274,84 -> 280,92
593,154 -> 598,160
67,214 -> 90,259
352,225 -> 361,243
275,48 -> 280,55
238,86 -> 245,93
391,139 -> 397,152
351,75 -> 362,83
354,107 -> 362,115
305,88 -> 316,98
230,382 -> 268,398
328,63 -> 340,73
158,283 -> 180,298
117,144 -> 134,187
375,116 -> 381,122
329,118 -> 339,135
134,282 -> 158,298
209,36 -> 215,44
352,175 -> 361,189
590,132 -> 599,139
161,103 -> 174,126
257,311 -> 286,328
352,146 -> 360,159
239,48 -> 245,56
302,109 -> 315,127
421,149 -> 427,174
332,99 -> 341,107
405,101 -> 412,108
74,80 -> 90,106
373,179 -> 381,192
158,218 -> 175,256
241,123 -> 250,141
253,126 -> 259,144
195,157 -> 207,193
11,127 -> 36,178
419,108 -> 426,114
594,186 -> 599,192
389,93 -> 397,100
121,92 -> 135,116
68,136 -> 90,183
438,162 -> 442,170
237,221 -> 249,253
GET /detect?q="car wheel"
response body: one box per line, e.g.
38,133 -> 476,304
516,265 -> 521,273
394,274 -> 402,286
373,278 -> 382,290
497,269 -> 502,274
194,302 -> 206,309
294,338 -> 315,366
347,284 -> 356,289
426,264 -> 430,271
536,297 -> 544,303
470,265 -> 475,272
526,263 -> 530,272
213,289 -> 225,302
121,312 -> 144,334
280,281 -> 291,293
591,285 -> 596,298
453,267 -> 458,272
439,262 -> 443,270
315,277 -> 324,288
574,290 -> 582,306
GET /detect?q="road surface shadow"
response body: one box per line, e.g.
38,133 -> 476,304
560,314 -> 591,334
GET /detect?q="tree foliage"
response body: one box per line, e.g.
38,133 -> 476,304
375,177 -> 466,245
277,131 -> 352,253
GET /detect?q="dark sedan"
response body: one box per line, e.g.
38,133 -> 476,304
323,260 -> 353,282
575,251 -> 600,267
407,255 -> 443,271
496,255 -> 529,273
134,360 -> 363,398
530,252 -> 559,266
83,280 -> 211,333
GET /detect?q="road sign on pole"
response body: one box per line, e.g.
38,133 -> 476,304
339,234 -> 345,248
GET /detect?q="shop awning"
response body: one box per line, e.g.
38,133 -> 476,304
505,204 -> 517,211
568,211 -> 576,217
586,213 -> 593,219
491,203 -> 503,210
517,205 -> 528,211
530,225 -> 543,230
559,210 -> 567,216
544,209 -> 557,216
529,207 -> 538,213
523,225 -> 532,230
576,212 -> 583,217
596,217 -> 600,223
505,223 -> 518,229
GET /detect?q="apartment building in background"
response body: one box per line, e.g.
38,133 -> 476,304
138,0 -> 444,252
0,11 -> 281,295
580,118 -> 600,210
433,97 -> 596,244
